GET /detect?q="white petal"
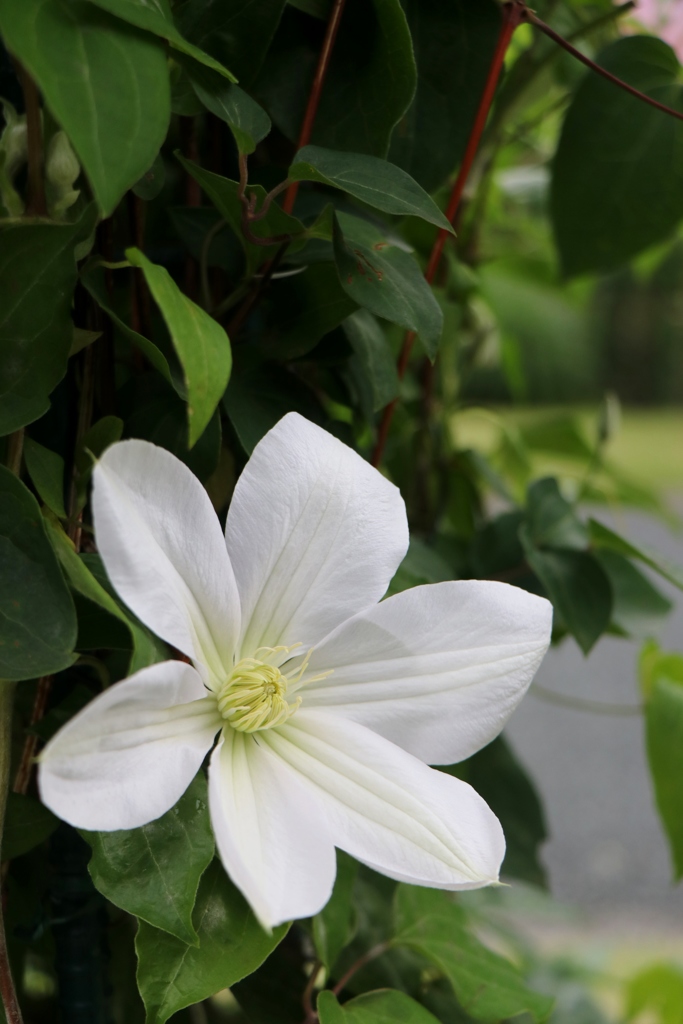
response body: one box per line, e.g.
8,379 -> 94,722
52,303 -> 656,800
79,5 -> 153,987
208,729 -> 335,929
302,581 -> 552,765
261,710 -> 504,890
225,413 -> 408,657
93,440 -> 240,682
38,661 -> 220,830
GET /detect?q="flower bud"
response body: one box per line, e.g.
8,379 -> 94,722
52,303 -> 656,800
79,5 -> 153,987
46,130 -> 80,189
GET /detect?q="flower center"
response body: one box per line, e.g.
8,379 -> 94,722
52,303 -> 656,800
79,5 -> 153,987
217,655 -> 301,733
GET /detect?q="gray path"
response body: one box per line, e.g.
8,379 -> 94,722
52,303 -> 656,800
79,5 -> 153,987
504,501 -> 683,919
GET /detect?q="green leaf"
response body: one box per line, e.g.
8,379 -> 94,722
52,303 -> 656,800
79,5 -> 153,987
387,538 -> 452,597
266,263 -> 358,361
588,518 -> 683,591
23,439 -> 67,519
333,216 -> 442,358
596,550 -> 672,639
83,773 -> 214,945
224,363 -> 326,455
83,0 -> 236,78
289,147 -> 453,232
646,675 -> 683,878
0,467 -> 77,680
389,0 -> 502,192
136,860 -> 288,1024
0,0 -> 171,217
1,792 -> 58,860
177,0 -> 287,86
126,248 -> 232,447
394,886 -> 553,1022
318,989 -> 441,1024
132,152 -> 166,201
525,477 -> 588,551
451,736 -> 548,888
254,0 -> 416,157
80,262 -> 176,388
44,515 -> 166,672
176,154 -> 305,272
520,526 -> 611,654
0,210 -> 96,436
626,963 -> 683,1024
187,63 -> 271,154
313,851 -> 358,972
343,311 -> 399,412
551,37 -> 683,276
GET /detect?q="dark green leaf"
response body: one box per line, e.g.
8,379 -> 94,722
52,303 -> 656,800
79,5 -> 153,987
83,0 -> 236,78
521,526 -> 611,654
288,0 -> 331,16
596,550 -> 672,639
450,737 -> 548,888
318,989 -> 441,1024
267,263 -> 358,361
389,0 -> 502,192
0,0 -> 171,216
646,676 -> 683,878
176,0 -> 287,86
136,860 -> 288,1024
23,438 -> 67,519
1,792 -> 58,860
44,515 -> 166,672
525,477 -> 588,550
394,886 -> 553,1022
343,310 -> 399,412
551,37 -> 683,276
126,247 -> 232,447
0,210 -> 96,436
224,363 -> 326,455
589,518 -> 683,590
83,773 -> 214,945
388,538 -> 452,597
187,63 -> 271,154
289,146 -> 453,232
0,468 -> 76,680
81,262 -> 176,388
333,216 -> 442,358
313,851 -> 358,972
176,155 -> 305,273
132,153 -> 166,201
254,0 -> 416,157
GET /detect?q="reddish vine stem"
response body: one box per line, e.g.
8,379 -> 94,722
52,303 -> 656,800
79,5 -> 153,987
528,10 -> 683,123
282,0 -> 348,214
331,942 -> 391,997
371,1 -> 524,467
11,675 -> 52,797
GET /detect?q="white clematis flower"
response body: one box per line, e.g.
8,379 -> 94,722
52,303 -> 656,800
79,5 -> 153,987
38,413 -> 552,930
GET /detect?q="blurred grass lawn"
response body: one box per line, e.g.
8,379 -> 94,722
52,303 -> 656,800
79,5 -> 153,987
452,406 -> 683,490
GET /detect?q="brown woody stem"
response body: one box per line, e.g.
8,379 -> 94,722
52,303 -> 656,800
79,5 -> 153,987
17,63 -> 45,217
282,0 -> 348,214
371,1 -> 523,467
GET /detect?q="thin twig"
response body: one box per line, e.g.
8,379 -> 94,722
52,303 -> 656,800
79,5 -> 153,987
528,10 -> 683,123
17,63 -> 45,217
371,1 -> 523,467
301,959 -> 323,1024
12,675 -> 52,796
331,942 -> 391,997
283,0 -> 348,213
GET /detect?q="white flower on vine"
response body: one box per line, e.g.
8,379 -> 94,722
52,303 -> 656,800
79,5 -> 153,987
38,414 -> 551,930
